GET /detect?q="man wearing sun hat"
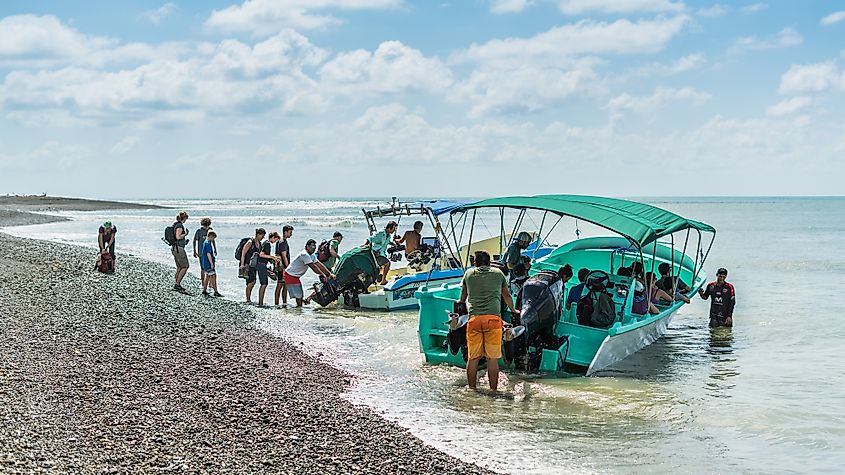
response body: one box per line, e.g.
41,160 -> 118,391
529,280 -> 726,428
699,267 -> 736,327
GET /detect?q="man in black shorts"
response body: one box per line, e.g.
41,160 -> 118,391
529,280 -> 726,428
699,267 -> 736,327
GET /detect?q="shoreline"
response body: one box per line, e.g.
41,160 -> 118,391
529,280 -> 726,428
0,216 -> 493,472
0,195 -> 166,229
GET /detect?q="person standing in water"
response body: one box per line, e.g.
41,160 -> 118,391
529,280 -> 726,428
276,226 -> 293,306
283,239 -> 335,307
457,250 -> 517,392
699,267 -> 736,327
240,228 -> 266,304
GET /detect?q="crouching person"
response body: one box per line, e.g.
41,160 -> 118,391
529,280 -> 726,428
283,239 -> 335,307
457,250 -> 517,392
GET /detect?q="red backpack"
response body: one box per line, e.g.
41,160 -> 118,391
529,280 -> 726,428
98,252 -> 114,274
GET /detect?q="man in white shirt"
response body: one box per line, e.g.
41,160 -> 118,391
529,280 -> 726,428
283,239 -> 335,307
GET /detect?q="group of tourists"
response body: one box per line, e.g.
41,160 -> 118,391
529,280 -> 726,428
96,212 -> 346,307
236,227 -> 340,307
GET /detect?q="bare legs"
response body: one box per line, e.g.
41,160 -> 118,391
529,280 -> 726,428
175,267 -> 188,286
274,282 -> 284,306
466,357 -> 499,392
245,281 -> 255,303
258,284 -> 268,306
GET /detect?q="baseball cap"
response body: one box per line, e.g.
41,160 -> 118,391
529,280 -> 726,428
716,267 -> 728,276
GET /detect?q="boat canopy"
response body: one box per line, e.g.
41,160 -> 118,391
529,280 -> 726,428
365,200 -> 467,218
452,195 -> 715,247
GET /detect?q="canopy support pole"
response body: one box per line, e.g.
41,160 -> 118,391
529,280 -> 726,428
533,211 -> 547,259
466,209 -> 477,268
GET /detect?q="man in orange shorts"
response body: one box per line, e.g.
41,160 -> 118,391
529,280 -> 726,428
457,250 -> 517,391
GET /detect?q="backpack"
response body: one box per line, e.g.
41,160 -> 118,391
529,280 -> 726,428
576,294 -> 594,326
590,291 -> 616,328
163,222 -> 177,246
97,251 -> 114,274
234,237 -> 251,261
317,240 -> 331,263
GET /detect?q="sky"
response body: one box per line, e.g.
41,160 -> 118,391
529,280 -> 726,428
0,0 -> 844,199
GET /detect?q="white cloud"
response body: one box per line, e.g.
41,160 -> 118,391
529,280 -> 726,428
205,0 -> 402,35
110,136 -> 140,154
451,59 -> 601,117
624,53 -> 705,79
821,11 -> 845,26
143,3 -> 178,25
320,41 -> 453,95
448,16 -> 689,116
609,86 -> 711,114
490,0 -> 534,14
697,4 -> 728,18
730,27 -> 802,53
766,96 -> 811,117
558,0 -> 684,15
0,141 -> 93,172
778,61 -> 842,94
0,14 -> 115,67
455,16 -> 690,64
0,30 -> 330,125
741,2 -> 767,14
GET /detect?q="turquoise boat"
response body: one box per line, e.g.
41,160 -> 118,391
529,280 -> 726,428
415,195 -> 716,376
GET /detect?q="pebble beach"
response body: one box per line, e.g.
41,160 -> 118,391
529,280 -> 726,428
0,201 -> 493,474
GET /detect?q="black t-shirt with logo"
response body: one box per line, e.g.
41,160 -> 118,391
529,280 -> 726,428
701,281 -> 736,319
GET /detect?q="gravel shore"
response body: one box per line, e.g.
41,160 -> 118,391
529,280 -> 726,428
0,233 -> 494,474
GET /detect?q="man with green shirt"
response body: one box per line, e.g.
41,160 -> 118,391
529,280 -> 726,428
457,250 -> 517,392
367,221 -> 398,285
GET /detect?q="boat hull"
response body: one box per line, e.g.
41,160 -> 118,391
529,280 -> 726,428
351,271 -> 464,311
585,310 -> 676,375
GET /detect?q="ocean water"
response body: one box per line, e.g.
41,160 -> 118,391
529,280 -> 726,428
4,197 -> 844,474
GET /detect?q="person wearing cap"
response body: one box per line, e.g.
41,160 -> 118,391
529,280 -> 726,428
699,268 -> 736,327
501,231 -> 533,290
457,250 -> 517,392
97,221 -> 117,273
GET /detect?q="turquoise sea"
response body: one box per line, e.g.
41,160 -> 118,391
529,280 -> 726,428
4,197 -> 843,474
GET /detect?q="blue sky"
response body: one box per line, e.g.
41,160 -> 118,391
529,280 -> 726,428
1,0 -> 844,198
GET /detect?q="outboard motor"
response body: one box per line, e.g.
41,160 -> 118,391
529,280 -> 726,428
519,271 -> 564,336
511,270 -> 564,370
311,246 -> 380,307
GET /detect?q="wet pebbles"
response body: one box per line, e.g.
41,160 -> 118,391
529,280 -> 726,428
0,233 -> 494,474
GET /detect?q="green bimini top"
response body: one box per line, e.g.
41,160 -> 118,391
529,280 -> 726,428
455,195 -> 715,247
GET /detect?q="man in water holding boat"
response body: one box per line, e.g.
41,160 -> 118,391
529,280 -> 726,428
699,267 -> 736,327
458,250 -> 518,392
